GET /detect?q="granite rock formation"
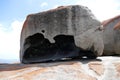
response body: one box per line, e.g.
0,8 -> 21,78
20,5 -> 104,63
0,57 -> 120,80
102,15 -> 120,55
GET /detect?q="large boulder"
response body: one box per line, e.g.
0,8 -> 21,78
102,15 -> 120,55
20,5 -> 104,63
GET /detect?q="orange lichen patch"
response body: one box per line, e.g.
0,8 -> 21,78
114,21 -> 120,30
0,68 -> 27,78
0,64 -> 40,79
13,62 -> 96,80
76,72 -> 97,80
102,15 -> 120,30
52,62 -> 96,80
88,62 -> 104,76
0,62 -> 97,80
0,71 -> 16,78
114,63 -> 120,78
21,14 -> 33,33
55,62 -> 82,73
102,15 -> 120,27
0,64 -> 34,71
11,68 -> 46,80
21,6 -> 69,35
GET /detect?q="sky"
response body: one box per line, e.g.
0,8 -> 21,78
0,0 -> 120,62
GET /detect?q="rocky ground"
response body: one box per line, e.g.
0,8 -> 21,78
0,56 -> 120,80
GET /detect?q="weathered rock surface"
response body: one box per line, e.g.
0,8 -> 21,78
88,62 -> 104,76
20,5 -> 104,63
114,62 -> 120,78
102,15 -> 120,55
0,57 -> 120,80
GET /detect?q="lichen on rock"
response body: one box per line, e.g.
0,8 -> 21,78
102,15 -> 120,56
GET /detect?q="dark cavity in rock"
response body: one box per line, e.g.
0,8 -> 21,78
23,33 -> 97,63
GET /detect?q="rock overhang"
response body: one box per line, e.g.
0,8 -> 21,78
20,5 -> 104,63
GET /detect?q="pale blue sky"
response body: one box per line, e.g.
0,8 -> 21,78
0,0 -> 120,62
0,0 -> 78,29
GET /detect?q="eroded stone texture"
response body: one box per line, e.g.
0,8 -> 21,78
88,62 -> 104,76
20,5 -> 104,63
102,15 -> 120,55
114,63 -> 120,78
1,57 -> 120,80
0,62 -> 96,80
